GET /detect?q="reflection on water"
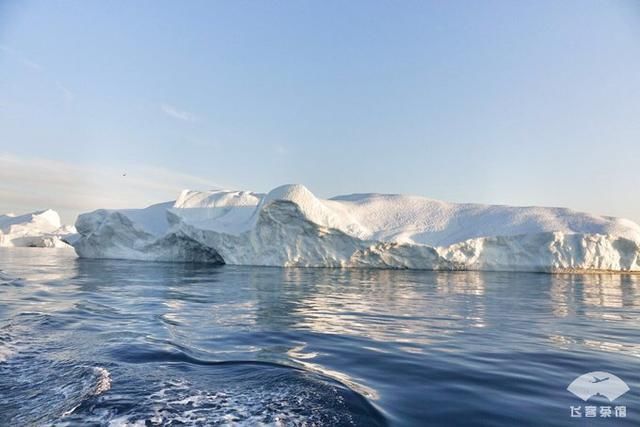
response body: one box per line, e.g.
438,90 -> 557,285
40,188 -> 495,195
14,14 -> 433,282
547,273 -> 640,359
1,248 -> 640,426
287,270 -> 488,348
550,274 -> 640,317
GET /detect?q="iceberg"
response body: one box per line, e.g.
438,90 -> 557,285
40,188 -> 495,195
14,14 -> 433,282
0,209 -> 76,248
73,184 -> 640,272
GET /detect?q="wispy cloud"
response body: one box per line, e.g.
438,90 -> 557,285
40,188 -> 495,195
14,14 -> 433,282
55,81 -> 74,104
274,144 -> 288,155
160,103 -> 198,122
0,45 -> 42,71
0,45 -> 73,106
20,57 -> 42,71
0,154 -> 225,224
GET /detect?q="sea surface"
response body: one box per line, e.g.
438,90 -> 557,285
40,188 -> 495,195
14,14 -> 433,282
0,248 -> 639,426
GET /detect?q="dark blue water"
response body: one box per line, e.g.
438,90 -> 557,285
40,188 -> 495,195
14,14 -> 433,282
1,248 -> 639,426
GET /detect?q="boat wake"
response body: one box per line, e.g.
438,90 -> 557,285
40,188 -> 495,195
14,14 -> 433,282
65,361 -> 386,426
0,313 -> 385,426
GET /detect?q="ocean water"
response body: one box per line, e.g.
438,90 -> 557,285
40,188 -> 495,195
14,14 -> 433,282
0,248 -> 639,426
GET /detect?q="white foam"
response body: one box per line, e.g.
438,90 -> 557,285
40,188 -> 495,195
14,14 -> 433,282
93,367 -> 112,395
98,374 -> 362,426
0,344 -> 15,363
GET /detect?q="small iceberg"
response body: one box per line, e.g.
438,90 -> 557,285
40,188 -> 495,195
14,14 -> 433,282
0,210 -> 76,248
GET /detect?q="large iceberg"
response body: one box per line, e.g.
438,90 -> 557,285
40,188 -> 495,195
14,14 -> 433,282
73,184 -> 640,272
0,209 -> 76,248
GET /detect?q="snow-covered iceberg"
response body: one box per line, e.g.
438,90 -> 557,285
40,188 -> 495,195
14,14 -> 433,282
0,210 -> 76,248
73,184 -> 640,272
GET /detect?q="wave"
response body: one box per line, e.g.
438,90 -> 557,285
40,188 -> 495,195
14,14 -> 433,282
0,313 -> 114,425
0,319 -> 384,426
61,360 -> 386,426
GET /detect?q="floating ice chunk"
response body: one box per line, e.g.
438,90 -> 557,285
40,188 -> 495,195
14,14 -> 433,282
0,209 -> 75,248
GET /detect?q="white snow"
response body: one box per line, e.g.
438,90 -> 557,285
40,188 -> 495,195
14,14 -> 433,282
72,184 -> 640,272
0,209 -> 76,248
171,190 -> 263,235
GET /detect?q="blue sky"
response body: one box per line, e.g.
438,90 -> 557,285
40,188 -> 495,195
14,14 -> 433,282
1,0 -> 639,223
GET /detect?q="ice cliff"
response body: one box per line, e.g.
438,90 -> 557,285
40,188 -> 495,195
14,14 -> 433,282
0,209 -> 76,248
73,184 -> 640,272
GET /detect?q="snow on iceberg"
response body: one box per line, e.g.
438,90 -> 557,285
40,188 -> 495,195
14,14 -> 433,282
73,202 -> 223,263
72,184 -> 640,272
0,209 -> 76,248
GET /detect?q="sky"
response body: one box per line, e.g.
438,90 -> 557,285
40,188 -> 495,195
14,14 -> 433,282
1,0 -> 639,224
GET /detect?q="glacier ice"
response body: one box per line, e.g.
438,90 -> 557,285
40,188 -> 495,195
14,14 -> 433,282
72,184 -> 640,272
0,209 -> 76,248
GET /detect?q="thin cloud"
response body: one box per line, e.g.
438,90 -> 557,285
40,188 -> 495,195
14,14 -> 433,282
274,144 -> 288,155
160,103 -> 198,122
55,81 -> 74,104
20,57 -> 42,71
0,45 -> 42,71
1,45 -> 73,105
0,153 -> 226,224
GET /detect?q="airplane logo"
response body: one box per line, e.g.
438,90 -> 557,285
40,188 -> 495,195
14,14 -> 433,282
567,371 -> 630,402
